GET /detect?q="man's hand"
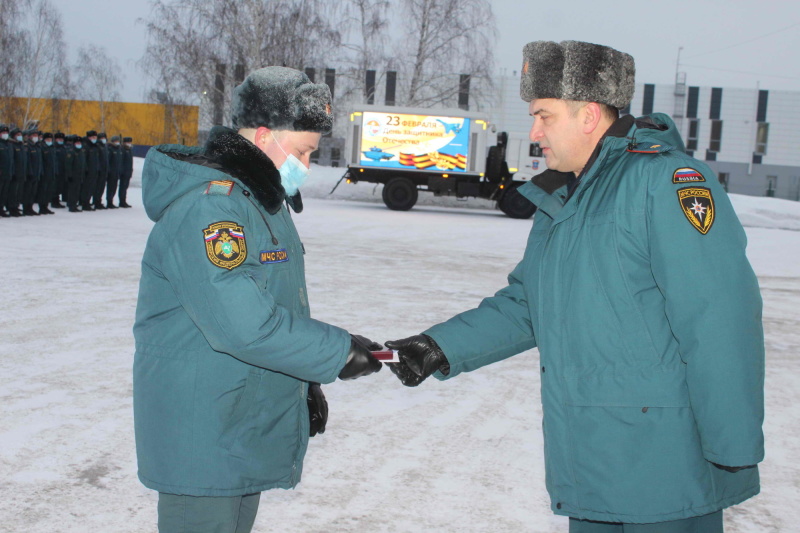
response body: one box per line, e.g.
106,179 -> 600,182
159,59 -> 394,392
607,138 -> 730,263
338,335 -> 383,380
385,335 -> 449,387
307,383 -> 328,437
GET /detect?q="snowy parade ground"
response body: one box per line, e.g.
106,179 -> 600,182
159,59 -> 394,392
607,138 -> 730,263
1,163 -> 798,532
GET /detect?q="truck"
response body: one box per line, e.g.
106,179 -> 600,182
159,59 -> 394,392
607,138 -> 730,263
335,105 -> 547,219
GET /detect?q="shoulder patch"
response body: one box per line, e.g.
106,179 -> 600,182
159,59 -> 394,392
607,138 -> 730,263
673,167 -> 705,183
205,180 -> 234,196
677,187 -> 715,235
627,142 -> 672,154
203,221 -> 247,269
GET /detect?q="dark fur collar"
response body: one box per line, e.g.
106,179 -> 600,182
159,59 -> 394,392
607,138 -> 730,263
203,126 -> 302,215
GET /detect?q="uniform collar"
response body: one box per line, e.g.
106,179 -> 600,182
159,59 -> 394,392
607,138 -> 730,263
203,126 -> 303,215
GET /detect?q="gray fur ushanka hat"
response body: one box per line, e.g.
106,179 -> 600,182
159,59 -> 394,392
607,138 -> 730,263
520,41 -> 635,109
231,66 -> 333,133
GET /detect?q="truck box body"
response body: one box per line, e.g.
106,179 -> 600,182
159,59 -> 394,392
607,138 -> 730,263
339,105 -> 546,218
345,105 -> 490,176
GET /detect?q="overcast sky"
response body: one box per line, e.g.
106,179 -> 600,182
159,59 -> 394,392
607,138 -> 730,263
58,0 -> 800,103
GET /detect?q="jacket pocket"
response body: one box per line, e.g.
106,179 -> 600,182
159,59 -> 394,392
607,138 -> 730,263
562,366 -> 712,517
217,370 -> 262,450
563,365 -> 690,408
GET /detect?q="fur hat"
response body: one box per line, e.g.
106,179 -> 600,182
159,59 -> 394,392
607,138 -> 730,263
520,41 -> 635,109
231,66 -> 333,133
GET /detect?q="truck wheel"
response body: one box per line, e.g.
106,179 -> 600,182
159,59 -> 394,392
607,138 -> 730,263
382,177 -> 418,211
499,183 -> 537,219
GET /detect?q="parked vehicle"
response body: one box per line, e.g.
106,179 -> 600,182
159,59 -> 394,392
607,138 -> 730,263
335,105 -> 547,218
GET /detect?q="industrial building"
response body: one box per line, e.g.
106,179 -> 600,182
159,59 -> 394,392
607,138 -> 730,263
492,73 -> 800,201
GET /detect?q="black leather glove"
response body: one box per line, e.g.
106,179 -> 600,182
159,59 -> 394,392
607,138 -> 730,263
307,382 -> 328,437
385,334 -> 449,387
338,335 -> 383,380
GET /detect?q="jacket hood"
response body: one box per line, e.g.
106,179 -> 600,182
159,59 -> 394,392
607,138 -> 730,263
141,126 -> 302,222
629,112 -> 686,152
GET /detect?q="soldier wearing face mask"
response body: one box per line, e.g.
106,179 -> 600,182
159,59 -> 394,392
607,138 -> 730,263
67,135 -> 86,213
51,132 -> 68,209
37,132 -> 56,215
106,135 -> 122,208
93,132 -> 109,209
81,130 -> 100,211
7,128 -> 26,217
119,136 -> 133,208
134,66 -> 383,532
23,130 -> 43,216
0,125 -> 12,218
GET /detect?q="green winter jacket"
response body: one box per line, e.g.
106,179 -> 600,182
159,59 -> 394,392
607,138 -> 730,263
133,127 -> 351,497
425,114 -> 765,523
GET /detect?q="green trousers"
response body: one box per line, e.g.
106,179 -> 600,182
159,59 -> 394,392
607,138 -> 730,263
569,510 -> 723,533
157,492 -> 261,533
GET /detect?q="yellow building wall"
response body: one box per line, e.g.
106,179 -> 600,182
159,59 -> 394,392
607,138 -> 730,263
1,97 -> 198,146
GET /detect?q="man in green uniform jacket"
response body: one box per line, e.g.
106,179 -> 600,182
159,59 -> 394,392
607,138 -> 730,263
387,41 -> 765,533
134,66 -> 383,533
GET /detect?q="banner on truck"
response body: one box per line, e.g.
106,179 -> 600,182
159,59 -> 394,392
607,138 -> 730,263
359,112 -> 472,172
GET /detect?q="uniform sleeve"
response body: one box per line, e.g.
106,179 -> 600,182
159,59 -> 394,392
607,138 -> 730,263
647,158 -> 765,467
156,193 -> 350,384
424,259 -> 536,379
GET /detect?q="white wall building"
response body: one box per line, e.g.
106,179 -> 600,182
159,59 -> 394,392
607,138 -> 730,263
488,73 -> 800,201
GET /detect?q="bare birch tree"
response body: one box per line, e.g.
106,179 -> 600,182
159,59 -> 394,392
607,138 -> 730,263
0,1 -> 31,123
0,0 -> 70,128
337,0 -> 391,102
18,0 -> 70,127
398,0 -> 496,108
139,0 -> 342,130
74,46 -> 123,130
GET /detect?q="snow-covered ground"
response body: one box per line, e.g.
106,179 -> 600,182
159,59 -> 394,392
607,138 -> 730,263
1,162 -> 798,532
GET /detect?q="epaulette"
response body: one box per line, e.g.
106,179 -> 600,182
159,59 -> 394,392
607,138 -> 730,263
627,142 -> 673,154
204,180 -> 234,196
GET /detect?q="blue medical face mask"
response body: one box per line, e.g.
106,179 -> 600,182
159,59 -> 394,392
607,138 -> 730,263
271,132 -> 310,197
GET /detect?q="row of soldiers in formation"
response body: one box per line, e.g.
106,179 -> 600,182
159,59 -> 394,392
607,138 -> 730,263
0,125 -> 135,216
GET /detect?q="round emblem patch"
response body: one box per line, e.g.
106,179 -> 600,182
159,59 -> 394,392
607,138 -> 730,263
203,221 -> 247,269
